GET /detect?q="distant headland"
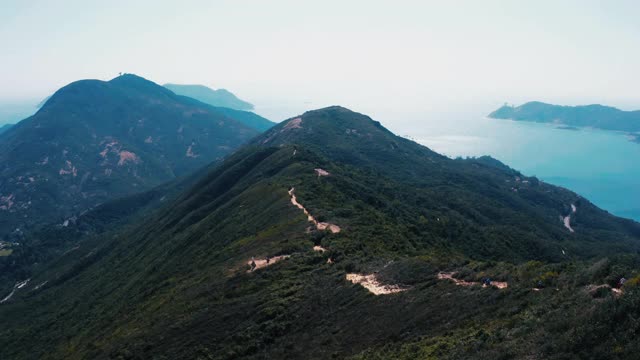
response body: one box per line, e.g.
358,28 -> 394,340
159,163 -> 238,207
489,102 -> 640,138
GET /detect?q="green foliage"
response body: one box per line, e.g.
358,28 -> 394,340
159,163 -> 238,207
534,271 -> 559,287
1,106 -> 639,359
624,275 -> 640,288
0,74 -> 259,236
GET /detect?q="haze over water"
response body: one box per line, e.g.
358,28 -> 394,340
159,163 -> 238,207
393,109 -> 640,221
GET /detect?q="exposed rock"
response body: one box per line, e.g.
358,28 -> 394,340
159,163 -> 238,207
346,273 -> 409,295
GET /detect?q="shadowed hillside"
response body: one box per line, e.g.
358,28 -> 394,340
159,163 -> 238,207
0,74 -> 261,235
164,83 -> 275,131
1,107 -> 640,359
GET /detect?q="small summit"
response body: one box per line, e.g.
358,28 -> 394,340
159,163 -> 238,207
252,105 -> 443,181
109,73 -> 150,83
109,73 -> 175,98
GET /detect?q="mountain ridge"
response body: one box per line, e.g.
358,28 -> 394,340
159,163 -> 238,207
164,83 -> 254,110
164,83 -> 276,131
2,106 -> 640,359
0,74 -> 261,236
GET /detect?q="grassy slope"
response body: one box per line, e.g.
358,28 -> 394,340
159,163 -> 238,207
0,157 -> 226,295
1,107 -> 640,359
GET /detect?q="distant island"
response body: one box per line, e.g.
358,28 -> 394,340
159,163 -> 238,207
163,83 -> 254,111
489,102 -> 640,135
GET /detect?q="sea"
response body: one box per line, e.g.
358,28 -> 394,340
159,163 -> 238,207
255,103 -> 640,222
7,98 -> 639,222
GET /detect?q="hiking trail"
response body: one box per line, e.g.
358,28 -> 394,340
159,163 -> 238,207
437,272 -> 508,289
562,203 -> 577,233
1,278 -> 30,304
288,187 -> 341,233
585,284 -> 623,298
247,255 -> 290,272
346,273 -> 409,295
247,183 -> 410,297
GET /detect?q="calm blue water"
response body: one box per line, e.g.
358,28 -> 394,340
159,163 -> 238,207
255,104 -> 640,222
389,111 -> 640,222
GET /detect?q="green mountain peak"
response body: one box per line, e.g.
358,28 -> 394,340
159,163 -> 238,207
1,105 -> 639,360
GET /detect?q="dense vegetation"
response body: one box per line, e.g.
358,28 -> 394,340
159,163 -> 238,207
0,158 -> 221,296
0,74 -> 266,235
490,101 -> 640,132
1,107 -> 639,359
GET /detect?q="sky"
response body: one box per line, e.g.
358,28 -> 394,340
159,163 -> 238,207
1,0 -> 640,121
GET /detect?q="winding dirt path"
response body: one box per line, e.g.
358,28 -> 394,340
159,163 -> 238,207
0,279 -> 30,304
346,273 -> 409,295
247,255 -> 290,272
288,188 -> 341,233
244,185 -> 340,275
437,272 -> 508,289
487,281 -> 508,289
437,272 -> 476,286
563,203 -> 577,233
0,289 -> 16,303
585,284 -> 623,298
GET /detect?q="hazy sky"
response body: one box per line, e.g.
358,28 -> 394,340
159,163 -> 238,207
2,0 -> 640,117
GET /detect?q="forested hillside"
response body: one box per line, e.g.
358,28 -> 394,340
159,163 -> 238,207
1,107 -> 639,359
0,74 -> 263,235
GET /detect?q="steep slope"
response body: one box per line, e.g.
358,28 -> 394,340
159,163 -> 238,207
0,123 -> 12,134
256,107 -> 640,258
0,74 -> 259,235
255,106 -> 445,174
489,101 -> 640,132
1,107 -> 640,359
164,83 -> 254,110
36,96 -> 51,108
0,156 -> 222,294
208,105 -> 276,132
